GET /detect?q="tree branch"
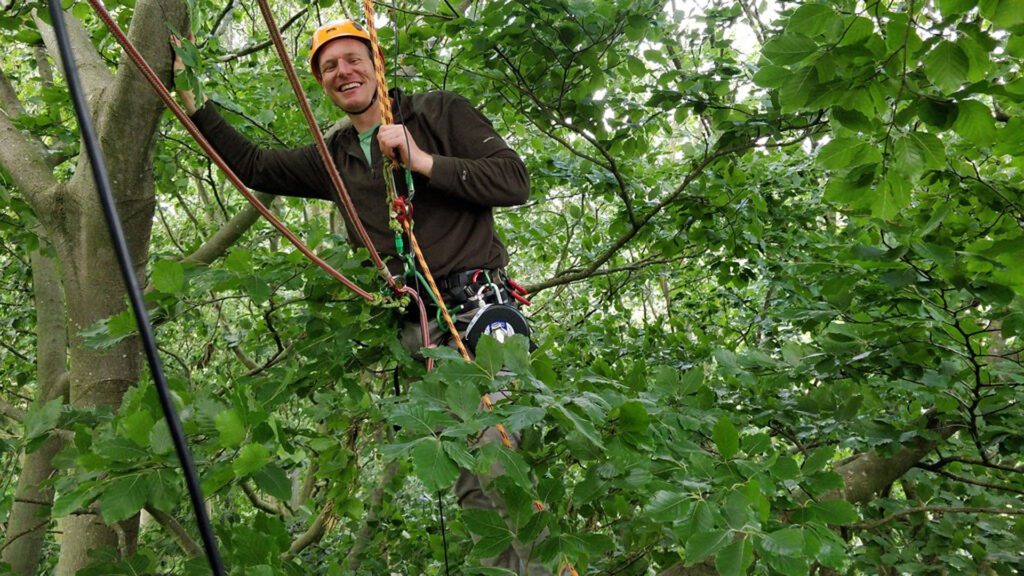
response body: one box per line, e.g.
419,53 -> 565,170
529,144 -> 742,294
34,9 -> 112,104
241,480 -> 289,516
181,192 -> 276,266
0,397 -> 26,422
218,8 -> 308,62
915,464 -> 1024,496
280,501 -> 334,562
94,0 -> 188,199
0,105 -> 59,218
833,414 -> 961,504
850,505 -> 1024,531
143,504 -> 201,557
0,69 -> 26,117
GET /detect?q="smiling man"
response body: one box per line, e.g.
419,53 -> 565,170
175,20 -> 548,575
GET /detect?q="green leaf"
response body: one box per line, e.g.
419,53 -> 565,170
779,67 -> 821,113
24,398 -> 62,442
151,259 -> 185,294
907,132 -> 946,170
953,100 -> 996,145
817,138 -> 881,170
713,415 -> 740,459
100,473 -> 150,523
214,409 -> 245,448
937,0 -> 976,17
918,99 -> 959,130
463,508 -> 514,558
802,446 -> 835,472
1007,34 -> 1024,58
762,34 -> 818,65
752,65 -> 789,89
445,380 -> 482,421
93,438 -> 149,462
80,310 -> 138,350
475,334 -> 504,375
120,410 -> 154,447
870,172 -> 911,220
150,419 -> 173,455
233,443 -> 271,476
716,537 -> 754,576
551,403 -> 604,450
411,438 -> 459,492
923,41 -> 969,94
681,365 -> 704,394
646,490 -> 691,522
53,481 -> 103,517
243,276 -> 270,304
785,4 -> 838,38
252,464 -> 292,502
686,529 -> 732,565
979,0 -> 1024,29
838,17 -> 875,47
501,405 -> 546,433
762,528 -> 805,556
811,499 -> 859,525
893,132 -> 945,176
225,248 -> 252,273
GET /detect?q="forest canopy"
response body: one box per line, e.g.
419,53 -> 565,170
1,0 -> 1023,574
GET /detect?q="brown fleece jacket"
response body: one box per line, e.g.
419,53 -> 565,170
190,88 -> 529,277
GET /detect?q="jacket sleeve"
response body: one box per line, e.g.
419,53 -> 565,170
425,94 -> 530,207
191,102 -> 331,201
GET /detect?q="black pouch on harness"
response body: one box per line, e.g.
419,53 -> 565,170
462,303 -> 534,355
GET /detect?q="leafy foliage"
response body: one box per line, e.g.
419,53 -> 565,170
2,0 -> 1024,574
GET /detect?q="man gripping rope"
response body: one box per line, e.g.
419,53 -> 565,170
174,19 -> 550,575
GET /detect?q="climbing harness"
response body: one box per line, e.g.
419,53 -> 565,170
46,2 -> 225,573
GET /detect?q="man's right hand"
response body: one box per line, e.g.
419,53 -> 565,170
171,34 -> 199,115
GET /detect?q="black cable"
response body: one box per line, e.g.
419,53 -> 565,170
46,3 -> 225,574
436,490 -> 451,576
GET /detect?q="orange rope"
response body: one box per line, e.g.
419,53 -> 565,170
361,0 -> 513,449
402,217 -> 513,448
360,6 -> 571,570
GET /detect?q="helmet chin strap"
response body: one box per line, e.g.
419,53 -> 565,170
348,88 -> 379,117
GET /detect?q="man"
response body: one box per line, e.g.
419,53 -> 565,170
174,20 -> 549,574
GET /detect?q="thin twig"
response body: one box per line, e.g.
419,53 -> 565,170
850,506 -> 1024,531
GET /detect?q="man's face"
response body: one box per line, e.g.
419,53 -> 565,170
317,38 -> 376,114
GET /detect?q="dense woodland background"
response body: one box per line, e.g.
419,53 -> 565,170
1,0 -> 1023,574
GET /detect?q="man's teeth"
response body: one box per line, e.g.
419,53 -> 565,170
339,83 -> 360,92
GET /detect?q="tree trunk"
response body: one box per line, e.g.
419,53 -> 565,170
30,1 -> 190,573
1,247 -> 69,575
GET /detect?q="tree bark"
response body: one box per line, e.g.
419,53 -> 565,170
1,247 -> 69,576
9,2 -> 190,574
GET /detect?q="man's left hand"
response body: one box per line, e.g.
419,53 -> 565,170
378,124 -> 434,177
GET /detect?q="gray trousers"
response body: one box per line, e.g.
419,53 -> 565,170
401,313 -> 551,575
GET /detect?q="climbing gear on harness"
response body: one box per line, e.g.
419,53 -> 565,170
47,3 -> 225,573
463,303 -> 532,355
309,19 -> 372,79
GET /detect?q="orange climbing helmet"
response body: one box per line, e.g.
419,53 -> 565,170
309,20 -> 372,79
